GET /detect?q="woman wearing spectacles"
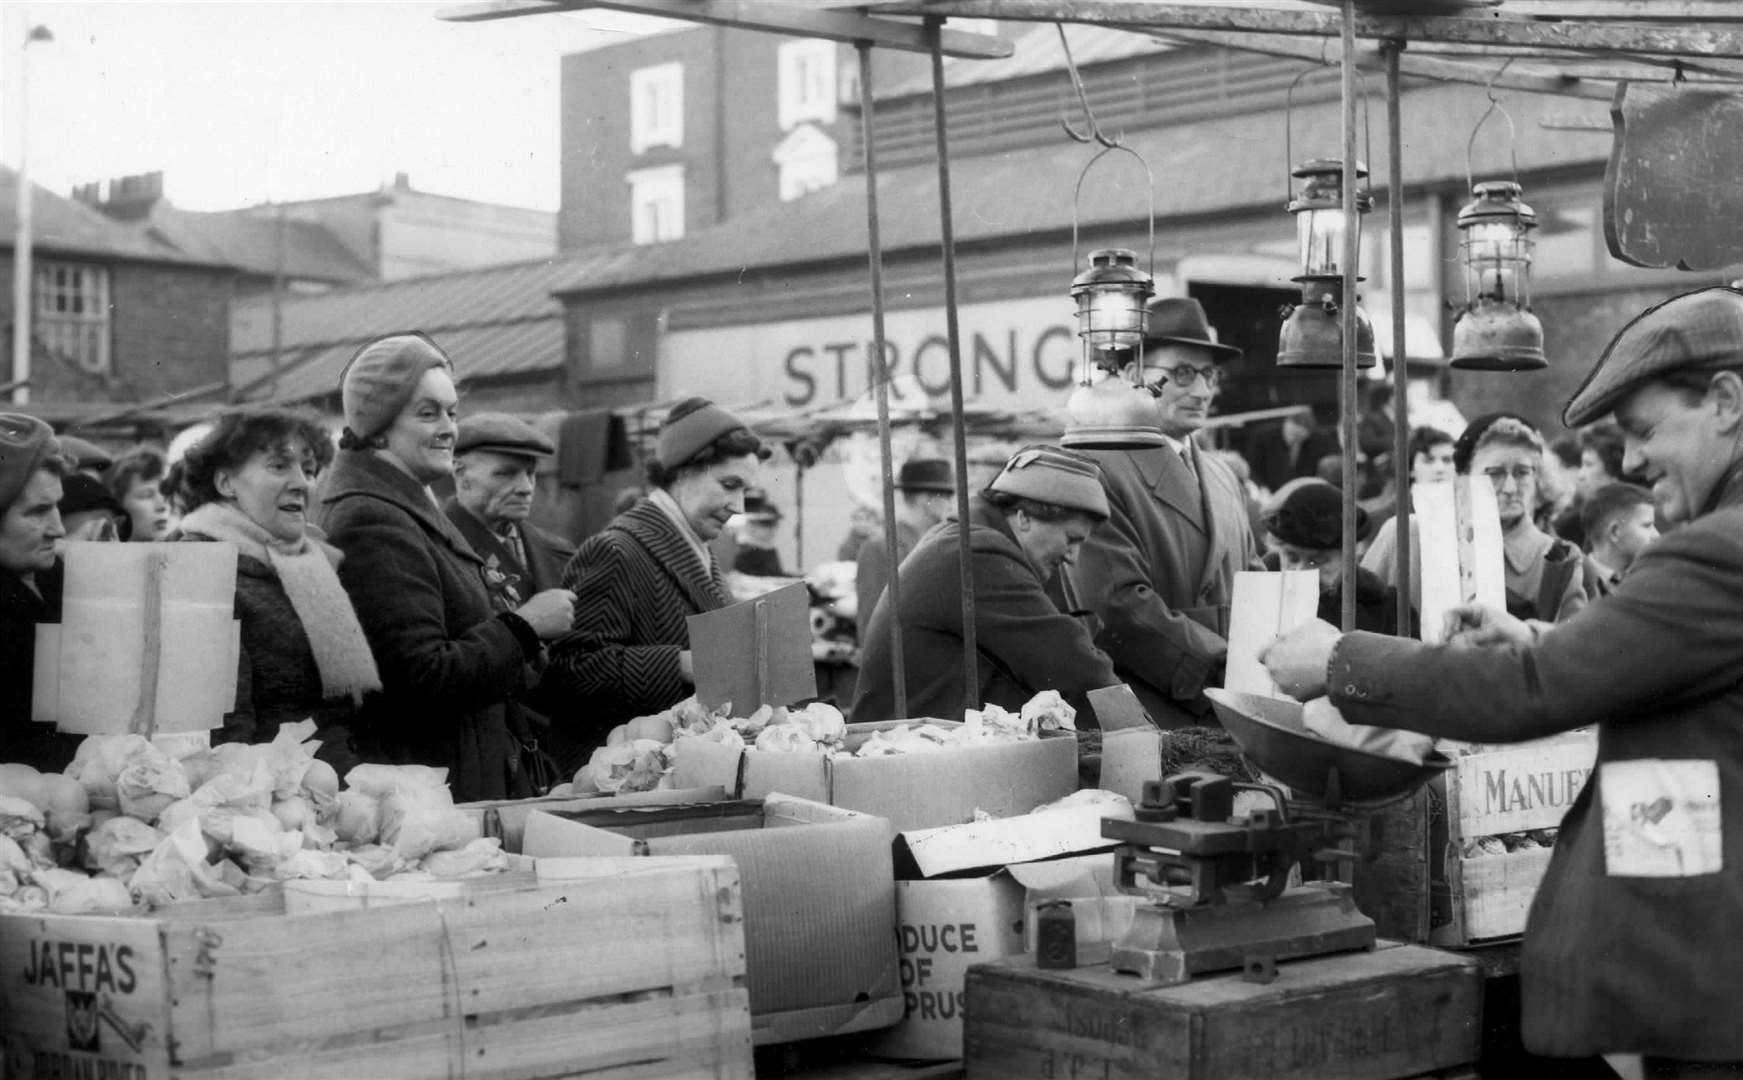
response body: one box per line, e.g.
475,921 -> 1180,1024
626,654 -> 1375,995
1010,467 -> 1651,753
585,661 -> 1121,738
1454,413 -> 1589,623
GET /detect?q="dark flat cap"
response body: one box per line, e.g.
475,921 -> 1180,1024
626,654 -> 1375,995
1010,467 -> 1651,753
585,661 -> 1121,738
456,413 -> 555,457
895,458 -> 954,493
1565,286 -> 1743,427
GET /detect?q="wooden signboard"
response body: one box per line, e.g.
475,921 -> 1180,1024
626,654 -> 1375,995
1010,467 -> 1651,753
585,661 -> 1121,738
687,581 -> 816,714
1606,82 -> 1743,271
1223,570 -> 1319,697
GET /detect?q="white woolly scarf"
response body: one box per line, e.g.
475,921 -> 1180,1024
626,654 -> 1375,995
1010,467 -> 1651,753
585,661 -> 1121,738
179,502 -> 383,704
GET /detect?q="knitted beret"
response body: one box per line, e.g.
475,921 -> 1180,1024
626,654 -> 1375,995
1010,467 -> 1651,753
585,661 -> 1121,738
657,399 -> 751,469
340,333 -> 454,441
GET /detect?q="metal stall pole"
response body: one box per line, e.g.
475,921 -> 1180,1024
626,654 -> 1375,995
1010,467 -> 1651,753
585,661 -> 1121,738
858,42 -> 909,720
929,17 -> 980,709
1338,0 -> 1361,633
1384,41 -> 1413,638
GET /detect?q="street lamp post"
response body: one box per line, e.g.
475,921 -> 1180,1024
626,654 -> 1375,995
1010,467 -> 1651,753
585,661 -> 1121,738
11,18 -> 54,406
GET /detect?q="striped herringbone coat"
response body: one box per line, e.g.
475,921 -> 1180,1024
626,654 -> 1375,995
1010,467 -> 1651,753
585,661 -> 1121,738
547,499 -> 730,767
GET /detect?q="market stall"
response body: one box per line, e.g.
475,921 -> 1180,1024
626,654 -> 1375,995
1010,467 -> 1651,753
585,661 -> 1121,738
7,2 -> 1743,1077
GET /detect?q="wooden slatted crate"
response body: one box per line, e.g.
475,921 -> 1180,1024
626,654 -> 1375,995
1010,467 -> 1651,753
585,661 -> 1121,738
964,941 -> 1481,1080
1430,730 -> 1597,946
0,858 -> 752,1079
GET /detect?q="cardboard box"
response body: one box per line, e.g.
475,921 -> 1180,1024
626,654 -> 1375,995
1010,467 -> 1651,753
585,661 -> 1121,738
521,793 -> 904,1046
868,805 -> 1127,1061
672,723 -> 1077,833
1432,729 -> 1598,946
0,860 -> 753,1079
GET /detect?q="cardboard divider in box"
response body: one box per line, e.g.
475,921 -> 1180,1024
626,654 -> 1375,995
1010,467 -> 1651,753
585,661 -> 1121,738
459,785 -> 730,852
519,792 -> 905,1046
867,802 -> 1136,1061
0,857 -> 753,1079
673,721 -> 1078,833
1430,729 -> 1598,947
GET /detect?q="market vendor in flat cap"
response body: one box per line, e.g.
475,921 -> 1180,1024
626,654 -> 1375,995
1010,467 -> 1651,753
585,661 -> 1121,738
547,397 -> 768,770
0,413 -> 79,771
444,413 -> 575,607
853,444 -> 1119,724
1262,286 -> 1743,1072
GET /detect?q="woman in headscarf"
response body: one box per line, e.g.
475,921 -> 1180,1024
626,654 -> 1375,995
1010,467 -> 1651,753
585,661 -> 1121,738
172,408 -> 377,777
547,397 -> 768,770
314,333 -> 576,801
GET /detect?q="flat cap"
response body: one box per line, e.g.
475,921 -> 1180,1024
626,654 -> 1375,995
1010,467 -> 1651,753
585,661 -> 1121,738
456,412 -> 554,458
1564,286 -> 1743,427
988,444 -> 1110,518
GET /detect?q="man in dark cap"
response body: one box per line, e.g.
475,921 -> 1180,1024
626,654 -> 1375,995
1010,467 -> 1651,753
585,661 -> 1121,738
0,413 -> 79,771
444,413 -> 575,606
855,458 -> 954,638
1263,286 -> 1743,1073
1068,296 -> 1260,728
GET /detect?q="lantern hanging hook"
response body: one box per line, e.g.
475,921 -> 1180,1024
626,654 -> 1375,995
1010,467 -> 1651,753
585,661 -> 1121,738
1058,23 -> 1121,150
1283,61 -> 1376,203
1059,24 -> 1156,281
1465,59 -> 1521,194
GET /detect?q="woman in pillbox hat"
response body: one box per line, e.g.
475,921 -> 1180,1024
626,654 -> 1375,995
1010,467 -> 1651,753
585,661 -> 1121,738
853,443 -> 1119,724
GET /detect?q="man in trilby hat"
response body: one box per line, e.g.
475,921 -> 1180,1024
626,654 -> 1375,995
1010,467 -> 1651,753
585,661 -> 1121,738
1067,296 -> 1259,728
1263,286 -> 1743,1072
855,458 -> 954,638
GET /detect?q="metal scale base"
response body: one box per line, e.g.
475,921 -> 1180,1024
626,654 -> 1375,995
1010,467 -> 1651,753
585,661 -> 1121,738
1110,882 -> 1377,985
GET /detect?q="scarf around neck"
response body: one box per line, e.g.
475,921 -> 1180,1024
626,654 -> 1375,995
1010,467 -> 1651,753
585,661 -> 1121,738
179,502 -> 383,704
647,487 -> 717,574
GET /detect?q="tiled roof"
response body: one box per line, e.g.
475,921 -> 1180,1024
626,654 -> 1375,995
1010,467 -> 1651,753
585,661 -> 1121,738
0,168 -> 224,267
147,205 -> 376,284
881,23 -> 1173,98
231,254 -> 620,404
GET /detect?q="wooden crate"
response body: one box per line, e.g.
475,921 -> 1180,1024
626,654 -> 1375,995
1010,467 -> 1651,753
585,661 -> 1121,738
0,860 -> 752,1080
963,941 -> 1481,1080
1430,731 -> 1597,947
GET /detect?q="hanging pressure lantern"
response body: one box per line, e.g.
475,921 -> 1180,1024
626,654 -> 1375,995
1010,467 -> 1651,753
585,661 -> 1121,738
1071,248 -> 1154,375
1451,180 -> 1546,370
1278,158 -> 1378,369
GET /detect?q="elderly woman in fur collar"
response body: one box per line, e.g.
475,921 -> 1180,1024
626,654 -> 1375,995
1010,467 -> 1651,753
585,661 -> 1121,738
173,408 -> 378,777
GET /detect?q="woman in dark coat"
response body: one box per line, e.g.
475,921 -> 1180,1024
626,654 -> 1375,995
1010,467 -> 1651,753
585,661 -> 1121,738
852,445 -> 1120,724
171,408 -> 377,778
1260,479 -> 1417,638
548,397 -> 768,771
315,333 -> 575,802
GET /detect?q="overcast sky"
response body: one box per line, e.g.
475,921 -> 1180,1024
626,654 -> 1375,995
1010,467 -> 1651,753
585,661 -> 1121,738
2,2 -> 678,212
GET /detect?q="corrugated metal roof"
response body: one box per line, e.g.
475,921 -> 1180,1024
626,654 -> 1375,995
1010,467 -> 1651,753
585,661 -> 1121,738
231,253 -> 621,403
148,205 -> 377,284
882,23 -> 1174,98
0,167 -> 226,268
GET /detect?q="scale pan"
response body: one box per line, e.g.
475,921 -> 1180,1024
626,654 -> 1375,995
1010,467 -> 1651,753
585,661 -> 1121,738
1206,688 -> 1453,807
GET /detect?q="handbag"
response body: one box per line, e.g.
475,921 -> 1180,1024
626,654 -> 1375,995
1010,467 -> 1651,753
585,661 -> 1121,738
513,735 -> 565,798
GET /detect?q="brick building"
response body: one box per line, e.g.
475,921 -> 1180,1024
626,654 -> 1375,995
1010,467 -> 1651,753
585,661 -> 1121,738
0,166 -> 236,428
